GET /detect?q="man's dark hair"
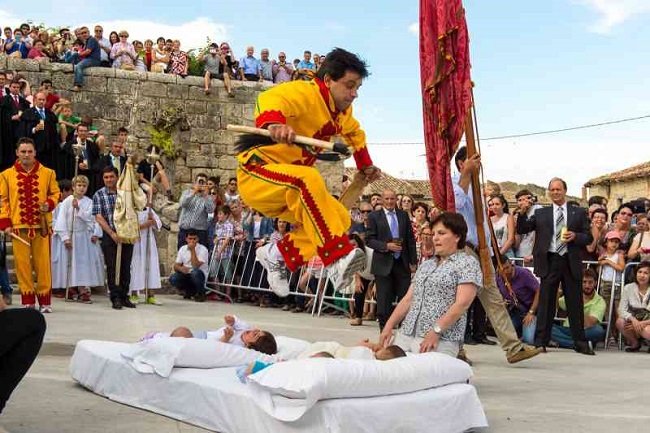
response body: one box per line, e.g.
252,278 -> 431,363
316,48 -> 369,81
592,208 -> 607,220
0,71 -> 5,78
583,268 -> 598,281
566,200 -> 581,208
304,50 -> 311,55
249,331 -> 277,355
58,179 -> 73,192
102,166 -> 118,176
16,137 -> 36,149
588,195 -> 607,206
156,36 -> 165,44
77,122 -> 90,131
9,78 -> 22,87
117,127 -> 128,134
499,255 -> 511,266
228,177 -> 237,184
515,189 -> 533,199
41,79 -> 53,87
454,146 -> 467,170
383,345 -> 407,359
208,176 -> 220,184
217,205 -> 231,215
349,232 -> 365,250
195,172 -> 208,180
184,228 -> 200,238
431,212 -> 468,249
165,38 -> 173,44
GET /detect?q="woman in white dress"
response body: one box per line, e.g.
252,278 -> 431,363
129,207 -> 162,305
53,176 -> 105,303
488,194 -> 515,258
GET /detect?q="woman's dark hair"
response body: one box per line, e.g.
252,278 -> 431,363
488,194 -> 509,214
156,36 -> 165,44
592,208 -> 608,220
412,202 -> 429,218
316,48 -> 369,81
109,31 -> 119,44
249,332 -> 277,355
273,218 -> 290,233
431,212 -> 468,249
635,261 -> 650,286
618,203 -> 634,214
349,232 -> 365,250
588,195 -> 607,206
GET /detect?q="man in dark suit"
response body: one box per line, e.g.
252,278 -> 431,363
517,177 -> 594,355
20,92 -> 61,173
61,122 -> 101,193
0,79 -> 30,170
92,140 -> 127,189
366,188 -> 417,331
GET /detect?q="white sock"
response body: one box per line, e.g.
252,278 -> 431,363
269,243 -> 283,262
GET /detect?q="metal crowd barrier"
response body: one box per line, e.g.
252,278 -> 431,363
203,239 -> 320,315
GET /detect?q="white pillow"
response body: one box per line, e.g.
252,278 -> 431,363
247,351 -> 472,421
274,336 -> 310,360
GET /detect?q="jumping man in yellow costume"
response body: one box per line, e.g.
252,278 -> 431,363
237,48 -> 381,296
0,138 -> 60,312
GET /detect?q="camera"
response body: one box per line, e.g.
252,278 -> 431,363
197,179 -> 206,186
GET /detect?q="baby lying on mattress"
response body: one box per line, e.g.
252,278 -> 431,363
141,315 -> 278,355
237,341 -> 406,382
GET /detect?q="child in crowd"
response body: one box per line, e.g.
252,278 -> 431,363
129,205 -> 162,305
57,103 -> 80,143
52,176 -> 105,303
599,231 -> 626,343
213,205 -> 235,296
142,315 -> 278,355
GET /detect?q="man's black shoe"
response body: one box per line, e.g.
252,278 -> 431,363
464,336 -> 479,345
122,298 -> 137,308
111,299 -> 123,310
183,293 -> 193,300
475,337 -> 497,346
574,341 -> 595,355
195,293 -> 207,303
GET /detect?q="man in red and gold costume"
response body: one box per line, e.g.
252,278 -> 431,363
237,48 -> 381,296
0,138 -> 60,312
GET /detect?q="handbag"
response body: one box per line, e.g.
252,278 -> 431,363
628,306 -> 650,322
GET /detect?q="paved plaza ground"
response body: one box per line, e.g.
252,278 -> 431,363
1,294 -> 648,432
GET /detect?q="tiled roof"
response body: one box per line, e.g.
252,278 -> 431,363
584,161 -> 650,187
344,168 -> 423,197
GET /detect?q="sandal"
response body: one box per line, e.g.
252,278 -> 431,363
625,345 -> 641,352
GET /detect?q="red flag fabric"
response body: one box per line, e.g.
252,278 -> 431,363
420,0 -> 472,212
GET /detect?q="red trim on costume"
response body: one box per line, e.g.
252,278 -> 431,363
248,164 -> 332,242
37,292 -> 51,307
46,199 -> 55,212
314,78 -> 339,118
22,293 -> 36,305
353,147 -> 374,170
0,218 -> 11,230
317,234 -> 354,267
256,110 -> 287,128
277,235 -> 305,273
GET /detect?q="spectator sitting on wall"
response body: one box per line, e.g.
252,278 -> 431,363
272,51 -> 294,84
136,145 -> 173,201
93,25 -> 112,66
5,29 -> 29,58
132,40 -> 147,72
199,43 -> 233,97
151,37 -> 169,73
219,42 -> 238,77
259,48 -> 273,83
239,46 -> 261,82
168,40 -> 188,77
72,27 -> 101,92
27,39 -> 47,60
110,30 -> 136,70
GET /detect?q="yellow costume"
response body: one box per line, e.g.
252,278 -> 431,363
0,161 -> 60,306
237,78 -> 374,271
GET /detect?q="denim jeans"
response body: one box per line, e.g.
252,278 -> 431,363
170,269 -> 206,296
551,324 -> 606,349
74,58 -> 101,86
0,268 -> 12,295
509,309 -> 537,345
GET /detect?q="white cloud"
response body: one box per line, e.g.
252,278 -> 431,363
408,22 -> 419,35
94,17 -> 229,50
579,0 -> 650,33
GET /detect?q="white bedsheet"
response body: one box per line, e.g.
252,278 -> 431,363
70,340 -> 488,433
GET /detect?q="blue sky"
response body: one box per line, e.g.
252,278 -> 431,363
3,0 -> 649,195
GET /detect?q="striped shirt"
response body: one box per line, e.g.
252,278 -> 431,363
214,220 -> 235,259
178,189 -> 216,230
92,187 -> 117,231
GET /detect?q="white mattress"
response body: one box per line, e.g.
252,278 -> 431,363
70,340 -> 487,433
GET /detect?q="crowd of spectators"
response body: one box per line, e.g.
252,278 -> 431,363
1,22 -> 327,94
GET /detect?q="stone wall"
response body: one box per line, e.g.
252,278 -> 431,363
3,57 -> 343,276
587,178 -> 650,216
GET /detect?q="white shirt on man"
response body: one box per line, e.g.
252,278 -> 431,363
175,244 -> 210,278
97,37 -> 111,62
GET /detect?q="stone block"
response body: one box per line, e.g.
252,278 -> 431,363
141,80 -> 168,97
115,69 -> 147,81
23,72 -> 50,86
50,63 -> 74,73
146,72 -> 178,84
218,155 -> 238,171
199,144 -> 215,155
174,166 -> 192,183
187,85 -> 213,101
162,203 -> 180,222
207,102 -> 222,116
213,130 -> 234,146
179,75 -> 203,87
0,56 -> 6,69
25,59 -> 42,72
190,128 -> 214,144
7,58 -> 28,71
167,84 -> 188,99
87,67 -> 116,78
222,104 -> 243,119
83,76 -> 107,92
187,114 -> 218,129
184,100 -> 207,114
242,104 -> 255,121
186,154 -> 211,168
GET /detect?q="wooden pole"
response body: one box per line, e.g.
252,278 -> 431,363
464,109 -> 493,282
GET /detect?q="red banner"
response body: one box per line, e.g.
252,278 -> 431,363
420,0 -> 472,211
